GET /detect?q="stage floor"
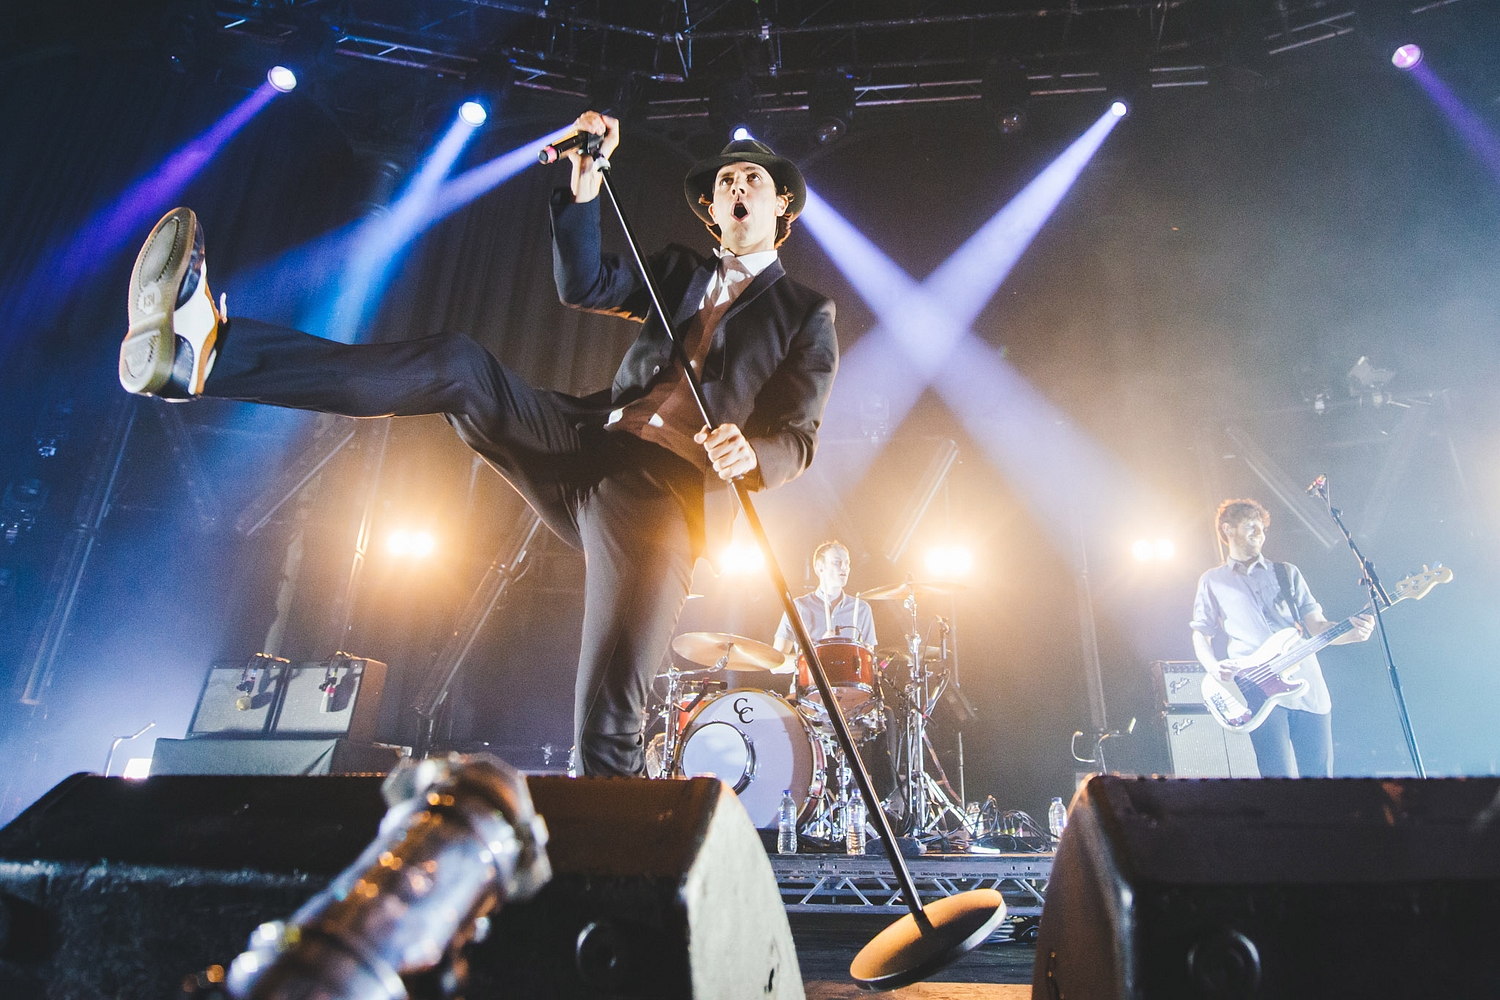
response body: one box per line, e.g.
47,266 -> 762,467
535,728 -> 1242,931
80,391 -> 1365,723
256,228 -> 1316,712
806,984 -> 1030,999
774,851 -> 1045,992
792,917 -> 1038,995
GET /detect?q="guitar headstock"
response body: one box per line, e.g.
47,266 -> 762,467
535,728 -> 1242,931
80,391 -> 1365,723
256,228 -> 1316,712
1391,564 -> 1453,604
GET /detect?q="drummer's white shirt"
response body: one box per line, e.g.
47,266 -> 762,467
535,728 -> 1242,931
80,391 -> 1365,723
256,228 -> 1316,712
773,591 -> 877,664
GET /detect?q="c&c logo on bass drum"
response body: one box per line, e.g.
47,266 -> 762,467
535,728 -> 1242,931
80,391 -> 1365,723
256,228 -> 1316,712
733,697 -> 754,723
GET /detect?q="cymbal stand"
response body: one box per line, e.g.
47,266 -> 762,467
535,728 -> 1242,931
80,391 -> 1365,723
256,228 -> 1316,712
900,593 -> 969,841
655,667 -> 721,777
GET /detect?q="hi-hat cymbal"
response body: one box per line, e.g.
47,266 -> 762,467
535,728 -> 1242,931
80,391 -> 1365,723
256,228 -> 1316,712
671,631 -> 786,670
857,579 -> 968,602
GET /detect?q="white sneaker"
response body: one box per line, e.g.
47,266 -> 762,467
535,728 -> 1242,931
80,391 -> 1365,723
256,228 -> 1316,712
120,207 -> 222,398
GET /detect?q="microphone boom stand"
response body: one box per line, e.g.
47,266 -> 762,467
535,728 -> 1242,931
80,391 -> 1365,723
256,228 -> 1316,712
583,148 -> 1003,989
1313,477 -> 1425,777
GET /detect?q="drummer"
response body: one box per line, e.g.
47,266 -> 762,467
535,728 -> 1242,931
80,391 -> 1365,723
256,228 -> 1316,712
773,540 -> 877,658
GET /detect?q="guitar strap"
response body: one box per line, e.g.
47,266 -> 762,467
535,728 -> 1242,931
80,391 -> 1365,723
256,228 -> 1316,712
1273,562 -> 1305,632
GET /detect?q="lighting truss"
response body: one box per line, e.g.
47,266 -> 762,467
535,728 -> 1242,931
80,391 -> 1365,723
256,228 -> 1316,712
203,0 -> 1447,132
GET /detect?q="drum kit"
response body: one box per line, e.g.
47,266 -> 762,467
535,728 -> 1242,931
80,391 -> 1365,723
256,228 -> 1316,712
647,577 -> 971,847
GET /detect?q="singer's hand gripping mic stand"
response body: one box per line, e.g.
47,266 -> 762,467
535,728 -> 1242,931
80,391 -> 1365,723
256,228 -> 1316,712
567,137 -> 1004,989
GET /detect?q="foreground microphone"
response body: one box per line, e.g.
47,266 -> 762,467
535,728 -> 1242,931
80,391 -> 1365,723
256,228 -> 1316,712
1305,474 -> 1327,497
225,754 -> 550,1000
536,130 -> 603,164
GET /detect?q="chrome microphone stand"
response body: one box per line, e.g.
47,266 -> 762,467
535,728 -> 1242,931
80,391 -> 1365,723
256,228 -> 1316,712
574,140 -> 1002,989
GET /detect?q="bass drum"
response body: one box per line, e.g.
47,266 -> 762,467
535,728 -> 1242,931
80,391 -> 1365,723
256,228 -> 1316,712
677,688 -> 826,829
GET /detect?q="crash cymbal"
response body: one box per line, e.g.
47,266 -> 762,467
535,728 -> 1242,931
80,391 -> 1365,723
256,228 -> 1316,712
670,631 -> 786,671
857,579 -> 968,602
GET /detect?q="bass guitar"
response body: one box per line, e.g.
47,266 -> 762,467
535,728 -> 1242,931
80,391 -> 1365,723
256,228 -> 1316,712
1201,564 -> 1452,733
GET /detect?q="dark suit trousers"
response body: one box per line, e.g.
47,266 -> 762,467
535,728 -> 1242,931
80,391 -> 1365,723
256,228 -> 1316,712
205,318 -> 700,777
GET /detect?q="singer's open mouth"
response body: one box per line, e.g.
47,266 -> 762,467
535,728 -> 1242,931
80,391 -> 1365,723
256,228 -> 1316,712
732,202 -> 748,220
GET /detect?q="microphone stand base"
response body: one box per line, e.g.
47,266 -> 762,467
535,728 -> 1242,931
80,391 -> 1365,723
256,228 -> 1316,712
849,888 -> 1006,991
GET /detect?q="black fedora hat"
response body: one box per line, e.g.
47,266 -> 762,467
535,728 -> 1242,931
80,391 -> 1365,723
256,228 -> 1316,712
683,139 -> 807,226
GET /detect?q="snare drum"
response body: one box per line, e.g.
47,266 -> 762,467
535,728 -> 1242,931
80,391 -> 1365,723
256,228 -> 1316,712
796,638 -> 876,716
677,688 -> 826,828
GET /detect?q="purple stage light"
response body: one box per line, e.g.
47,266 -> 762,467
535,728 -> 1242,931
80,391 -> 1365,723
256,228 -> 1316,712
0,83 -> 280,345
1408,61 -> 1500,185
797,108 -> 1130,505
420,126 -> 575,229
308,114 -> 480,343
1111,100 -> 1129,117
268,65 -> 297,92
926,106 -> 1125,327
1392,44 -> 1423,71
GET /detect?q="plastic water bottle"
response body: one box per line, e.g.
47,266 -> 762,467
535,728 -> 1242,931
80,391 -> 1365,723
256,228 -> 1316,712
846,795 -> 866,855
777,790 -> 798,854
1048,796 -> 1068,843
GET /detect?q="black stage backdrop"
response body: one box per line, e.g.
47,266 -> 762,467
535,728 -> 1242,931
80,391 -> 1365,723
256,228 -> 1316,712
3,5 -> 1500,826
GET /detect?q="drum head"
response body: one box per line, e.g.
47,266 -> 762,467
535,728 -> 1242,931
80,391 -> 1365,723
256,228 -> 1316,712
679,689 -> 822,828
678,721 -> 752,792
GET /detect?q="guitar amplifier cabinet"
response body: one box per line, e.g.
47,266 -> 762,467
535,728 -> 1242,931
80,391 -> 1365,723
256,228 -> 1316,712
186,655 -> 289,736
186,655 -> 387,741
1162,711 -> 1260,777
1151,659 -> 1211,710
1153,661 -> 1260,777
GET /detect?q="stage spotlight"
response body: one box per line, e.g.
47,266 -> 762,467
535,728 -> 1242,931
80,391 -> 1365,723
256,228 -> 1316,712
1391,44 -> 1423,70
809,68 -> 856,145
925,545 -> 974,579
1132,538 -> 1175,562
718,542 -> 765,575
267,65 -> 298,92
1111,100 -> 1129,118
267,65 -> 298,93
388,529 -> 437,558
459,100 -> 488,127
732,125 -> 753,141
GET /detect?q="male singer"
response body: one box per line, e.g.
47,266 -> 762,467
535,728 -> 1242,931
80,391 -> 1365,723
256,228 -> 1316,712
116,111 -> 837,775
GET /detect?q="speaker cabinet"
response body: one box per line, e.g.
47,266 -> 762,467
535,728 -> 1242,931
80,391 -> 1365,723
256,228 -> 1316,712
1162,712 -> 1260,777
150,737 -> 400,775
186,656 -> 386,740
1034,776 -> 1500,999
0,773 -> 801,1000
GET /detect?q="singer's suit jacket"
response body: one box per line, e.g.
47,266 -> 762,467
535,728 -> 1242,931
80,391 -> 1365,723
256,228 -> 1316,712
549,189 -> 838,550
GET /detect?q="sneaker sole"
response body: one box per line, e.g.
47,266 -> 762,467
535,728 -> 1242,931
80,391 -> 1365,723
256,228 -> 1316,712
121,207 -> 197,395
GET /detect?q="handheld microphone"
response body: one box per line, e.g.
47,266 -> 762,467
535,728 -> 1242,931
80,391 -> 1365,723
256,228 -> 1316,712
536,130 -> 604,164
1305,474 -> 1327,497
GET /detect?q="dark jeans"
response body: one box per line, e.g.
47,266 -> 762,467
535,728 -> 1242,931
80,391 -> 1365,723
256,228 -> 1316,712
206,318 -> 703,777
1248,705 -> 1333,778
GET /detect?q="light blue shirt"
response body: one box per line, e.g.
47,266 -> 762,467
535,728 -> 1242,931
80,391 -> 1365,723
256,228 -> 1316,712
775,591 -> 876,651
1190,556 -> 1330,714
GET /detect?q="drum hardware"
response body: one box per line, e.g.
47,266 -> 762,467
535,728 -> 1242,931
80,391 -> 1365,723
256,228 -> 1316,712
653,663 -> 726,779
858,579 -> 972,844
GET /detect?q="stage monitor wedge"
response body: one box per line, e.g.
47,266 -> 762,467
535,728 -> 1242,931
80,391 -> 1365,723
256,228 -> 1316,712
0,773 -> 800,1000
1034,775 -> 1500,999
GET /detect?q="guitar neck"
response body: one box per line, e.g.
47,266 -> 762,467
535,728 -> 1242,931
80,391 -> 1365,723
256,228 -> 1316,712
1261,601 -> 1376,675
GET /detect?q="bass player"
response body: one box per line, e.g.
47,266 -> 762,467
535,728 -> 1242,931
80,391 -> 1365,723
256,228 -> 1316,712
1190,498 -> 1374,777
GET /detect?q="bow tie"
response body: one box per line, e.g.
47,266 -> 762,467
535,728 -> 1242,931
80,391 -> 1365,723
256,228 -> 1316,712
718,254 -> 752,281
